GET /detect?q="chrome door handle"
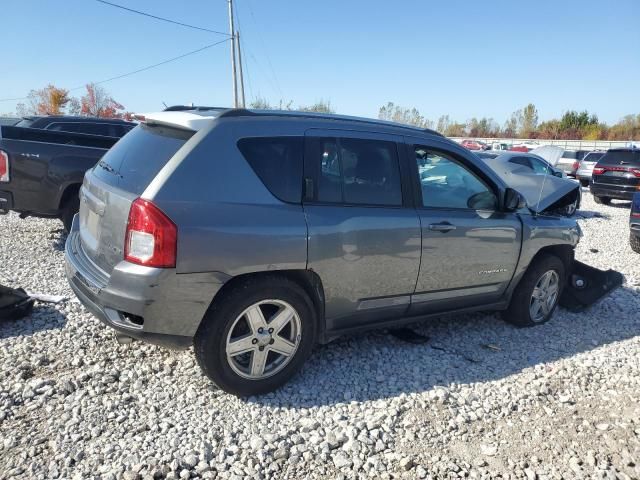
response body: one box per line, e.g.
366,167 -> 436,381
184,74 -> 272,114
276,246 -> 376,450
428,222 -> 456,233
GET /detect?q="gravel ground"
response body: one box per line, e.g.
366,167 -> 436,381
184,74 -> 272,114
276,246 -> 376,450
1,193 -> 639,480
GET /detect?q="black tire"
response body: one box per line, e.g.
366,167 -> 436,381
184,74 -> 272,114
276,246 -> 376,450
194,276 -> 317,397
631,234 -> 640,254
502,254 -> 565,328
579,179 -> 589,187
593,195 -> 610,205
61,195 -> 80,233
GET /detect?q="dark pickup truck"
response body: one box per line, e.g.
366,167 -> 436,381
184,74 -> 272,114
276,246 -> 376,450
0,122 -> 134,231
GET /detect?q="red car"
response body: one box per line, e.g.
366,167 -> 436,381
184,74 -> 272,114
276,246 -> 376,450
461,139 -> 488,150
509,145 -> 530,152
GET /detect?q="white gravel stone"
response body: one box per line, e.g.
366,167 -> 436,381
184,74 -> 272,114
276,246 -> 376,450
1,194 -> 639,479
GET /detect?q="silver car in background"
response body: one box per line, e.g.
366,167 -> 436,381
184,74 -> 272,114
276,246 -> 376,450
576,151 -> 606,187
65,108 -> 581,396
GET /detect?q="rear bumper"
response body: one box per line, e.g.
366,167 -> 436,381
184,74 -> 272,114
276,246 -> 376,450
590,184 -> 637,200
64,216 -> 227,349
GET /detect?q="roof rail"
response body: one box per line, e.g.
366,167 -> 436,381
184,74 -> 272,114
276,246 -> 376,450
163,105 -> 229,112
218,108 -> 444,137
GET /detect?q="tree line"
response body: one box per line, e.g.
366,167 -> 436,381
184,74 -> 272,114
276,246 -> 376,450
378,102 -> 640,141
6,84 -> 127,118
4,87 -> 638,141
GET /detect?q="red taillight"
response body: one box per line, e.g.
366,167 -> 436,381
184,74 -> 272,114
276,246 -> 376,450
592,167 -> 605,175
0,150 -> 9,182
572,161 -> 579,170
632,213 -> 640,218
124,198 -> 177,268
631,168 -> 640,178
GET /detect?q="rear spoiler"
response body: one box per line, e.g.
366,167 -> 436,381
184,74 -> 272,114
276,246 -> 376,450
0,125 -> 120,150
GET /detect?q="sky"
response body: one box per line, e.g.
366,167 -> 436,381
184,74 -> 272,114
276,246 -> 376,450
1,0 -> 638,125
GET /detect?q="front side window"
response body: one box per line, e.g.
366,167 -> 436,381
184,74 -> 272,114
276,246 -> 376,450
415,147 -> 495,210
309,137 -> 402,206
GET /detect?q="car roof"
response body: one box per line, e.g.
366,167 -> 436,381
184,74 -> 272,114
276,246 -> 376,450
144,107 -> 446,138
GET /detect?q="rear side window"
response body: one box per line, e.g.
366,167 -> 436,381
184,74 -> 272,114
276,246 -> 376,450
93,123 -> 193,194
597,150 -> 640,166
237,137 -> 303,203
49,122 -> 128,137
307,137 -> 403,206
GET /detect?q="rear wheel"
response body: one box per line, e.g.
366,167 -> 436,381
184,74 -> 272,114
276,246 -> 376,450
502,254 -> 565,327
60,195 -> 80,233
194,276 -> 317,396
579,179 -> 589,187
631,234 -> 640,254
593,195 -> 610,205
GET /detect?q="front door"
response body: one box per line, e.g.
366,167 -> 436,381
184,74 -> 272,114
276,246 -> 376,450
303,130 -> 421,332
408,141 -> 521,315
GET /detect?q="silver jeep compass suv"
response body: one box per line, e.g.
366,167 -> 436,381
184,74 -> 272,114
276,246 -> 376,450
65,108 -> 581,396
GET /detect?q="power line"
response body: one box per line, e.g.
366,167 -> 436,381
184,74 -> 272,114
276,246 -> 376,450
0,39 -> 230,103
247,0 -> 283,98
79,39 -> 230,88
95,0 -> 231,36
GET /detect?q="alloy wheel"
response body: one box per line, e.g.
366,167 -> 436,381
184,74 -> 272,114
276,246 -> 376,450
529,270 -> 560,323
225,300 -> 302,380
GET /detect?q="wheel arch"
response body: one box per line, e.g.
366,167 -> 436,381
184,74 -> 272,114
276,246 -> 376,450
207,269 -> 327,341
531,244 -> 574,280
57,182 -> 82,211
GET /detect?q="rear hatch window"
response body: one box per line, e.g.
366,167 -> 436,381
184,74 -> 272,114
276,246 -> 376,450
93,123 -> 194,194
597,150 -> 640,167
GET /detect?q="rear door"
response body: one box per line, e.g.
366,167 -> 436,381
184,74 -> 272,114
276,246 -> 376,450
79,123 -> 194,274
407,140 -> 521,315
303,129 -> 421,331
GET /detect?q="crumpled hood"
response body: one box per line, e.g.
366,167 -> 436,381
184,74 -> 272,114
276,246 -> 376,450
529,145 -> 565,166
483,158 -> 580,214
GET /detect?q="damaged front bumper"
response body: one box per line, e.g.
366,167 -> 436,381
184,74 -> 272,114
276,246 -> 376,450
560,261 -> 624,312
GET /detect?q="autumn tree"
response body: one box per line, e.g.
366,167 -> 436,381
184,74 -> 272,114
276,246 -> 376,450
467,117 -> 499,137
378,102 -> 433,129
502,114 -> 519,138
79,83 -> 125,118
299,99 -> 335,113
607,114 -> 640,140
520,103 -> 539,137
16,84 -> 70,116
436,115 -> 450,134
444,122 -> 467,137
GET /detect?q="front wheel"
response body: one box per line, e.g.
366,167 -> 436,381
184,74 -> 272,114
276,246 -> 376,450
502,254 -> 565,327
194,276 -> 317,396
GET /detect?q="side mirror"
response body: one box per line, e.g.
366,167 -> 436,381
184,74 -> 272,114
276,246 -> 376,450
468,191 -> 498,210
504,188 -> 527,211
553,171 -> 563,178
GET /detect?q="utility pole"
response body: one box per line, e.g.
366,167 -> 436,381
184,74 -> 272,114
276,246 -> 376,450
227,0 -> 238,108
236,31 -> 246,107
